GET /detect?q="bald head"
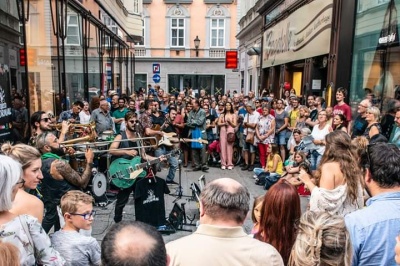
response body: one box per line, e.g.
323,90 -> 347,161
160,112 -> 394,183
101,221 -> 167,266
200,178 -> 250,224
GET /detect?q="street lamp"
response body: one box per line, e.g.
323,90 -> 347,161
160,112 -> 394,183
194,35 -> 200,57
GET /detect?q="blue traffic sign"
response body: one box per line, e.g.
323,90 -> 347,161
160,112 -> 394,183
152,74 -> 161,83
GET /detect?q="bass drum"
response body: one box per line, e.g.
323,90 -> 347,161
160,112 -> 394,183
87,172 -> 107,198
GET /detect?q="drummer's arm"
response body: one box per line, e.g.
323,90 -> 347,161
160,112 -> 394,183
109,135 -> 139,157
50,158 -> 93,188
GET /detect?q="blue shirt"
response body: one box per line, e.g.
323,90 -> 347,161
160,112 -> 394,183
345,191 -> 400,266
238,107 -> 247,133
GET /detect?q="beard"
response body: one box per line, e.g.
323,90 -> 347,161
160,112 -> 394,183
50,146 -> 66,156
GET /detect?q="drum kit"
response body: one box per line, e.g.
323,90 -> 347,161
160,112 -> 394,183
55,122 -> 158,201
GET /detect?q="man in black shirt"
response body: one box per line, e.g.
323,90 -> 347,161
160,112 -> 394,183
154,106 -> 179,185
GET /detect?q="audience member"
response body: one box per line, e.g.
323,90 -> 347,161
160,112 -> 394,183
102,221 -> 168,266
288,211 -> 351,266
351,99 -> 371,138
2,143 -> 44,222
0,155 -> 65,265
0,241 -> 20,266
255,179 -> 301,265
51,190 -> 100,265
299,131 -> 364,216
166,178 -> 284,266
345,142 -> 400,265
363,106 -> 382,140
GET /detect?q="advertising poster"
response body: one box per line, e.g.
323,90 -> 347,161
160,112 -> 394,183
0,64 -> 12,142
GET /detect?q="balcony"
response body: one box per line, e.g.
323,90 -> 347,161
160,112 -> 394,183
135,47 -> 146,57
64,46 -> 82,56
209,48 -> 225,58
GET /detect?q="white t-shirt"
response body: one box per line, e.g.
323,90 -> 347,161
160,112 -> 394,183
244,111 -> 260,135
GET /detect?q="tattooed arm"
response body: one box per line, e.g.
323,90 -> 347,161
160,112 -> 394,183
50,149 -> 94,188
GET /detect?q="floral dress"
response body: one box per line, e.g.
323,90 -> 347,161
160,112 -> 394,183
0,215 -> 65,266
257,114 -> 275,144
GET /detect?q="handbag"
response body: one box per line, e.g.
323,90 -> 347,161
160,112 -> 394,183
191,127 -> 203,149
224,115 -> 235,143
245,114 -> 254,144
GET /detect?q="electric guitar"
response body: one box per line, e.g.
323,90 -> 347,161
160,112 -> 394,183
110,150 -> 179,189
163,137 -> 208,146
147,124 -> 177,147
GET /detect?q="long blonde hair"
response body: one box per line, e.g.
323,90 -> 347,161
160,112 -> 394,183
288,211 -> 352,266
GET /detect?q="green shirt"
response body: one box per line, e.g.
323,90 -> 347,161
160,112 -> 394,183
112,108 -> 128,134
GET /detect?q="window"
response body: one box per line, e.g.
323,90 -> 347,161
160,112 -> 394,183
19,23 -> 30,45
66,15 -> 80,46
171,18 -> 185,47
133,0 -> 139,13
210,18 -> 225,47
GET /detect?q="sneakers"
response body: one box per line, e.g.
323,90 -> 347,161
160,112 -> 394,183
166,180 -> 178,185
227,166 -> 233,170
221,166 -> 226,170
248,165 -> 254,171
241,164 -> 249,171
192,167 -> 202,171
202,166 -> 209,172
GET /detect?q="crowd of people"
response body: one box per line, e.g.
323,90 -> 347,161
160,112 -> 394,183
1,84 -> 400,265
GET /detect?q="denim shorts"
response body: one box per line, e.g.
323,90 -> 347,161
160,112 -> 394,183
242,138 -> 256,153
275,131 -> 287,145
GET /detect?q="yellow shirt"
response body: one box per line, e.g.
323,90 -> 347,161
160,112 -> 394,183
289,109 -> 300,128
266,154 -> 284,175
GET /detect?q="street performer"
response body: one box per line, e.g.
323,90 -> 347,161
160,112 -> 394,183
36,131 -> 94,233
153,105 -> 179,185
109,111 -> 165,223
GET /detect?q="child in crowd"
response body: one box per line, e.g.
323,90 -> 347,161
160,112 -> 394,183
250,195 -> 264,235
253,144 -> 284,190
283,151 -> 311,196
51,191 -> 101,266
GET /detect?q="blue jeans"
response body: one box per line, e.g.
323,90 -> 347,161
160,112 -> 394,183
310,150 -> 322,171
155,146 -> 178,182
253,169 -> 281,190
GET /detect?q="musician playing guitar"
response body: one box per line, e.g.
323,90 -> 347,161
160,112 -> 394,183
153,106 -> 180,185
109,111 -> 165,223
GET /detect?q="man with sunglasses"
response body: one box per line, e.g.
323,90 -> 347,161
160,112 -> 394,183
345,142 -> 400,266
29,111 -> 69,146
36,131 -> 94,233
109,112 -> 167,223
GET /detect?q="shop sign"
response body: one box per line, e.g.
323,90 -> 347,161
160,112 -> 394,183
262,0 -> 333,68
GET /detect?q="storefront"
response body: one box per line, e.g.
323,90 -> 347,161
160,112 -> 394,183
261,0 -> 333,99
350,0 -> 400,111
20,0 -> 135,116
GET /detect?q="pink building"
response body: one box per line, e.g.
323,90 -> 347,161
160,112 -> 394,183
135,0 -> 240,96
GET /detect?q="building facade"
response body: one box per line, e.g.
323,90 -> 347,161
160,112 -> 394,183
349,0 -> 400,112
237,0 -> 263,96
135,0 -> 240,96
258,0 -> 355,105
19,0 -> 142,116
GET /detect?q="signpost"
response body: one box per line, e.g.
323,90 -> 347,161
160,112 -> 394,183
153,63 -> 160,74
152,74 -> 161,83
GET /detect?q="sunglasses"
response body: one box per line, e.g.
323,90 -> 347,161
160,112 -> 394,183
128,120 -> 136,124
40,118 -> 51,122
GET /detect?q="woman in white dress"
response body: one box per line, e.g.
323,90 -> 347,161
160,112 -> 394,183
299,130 -> 364,216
